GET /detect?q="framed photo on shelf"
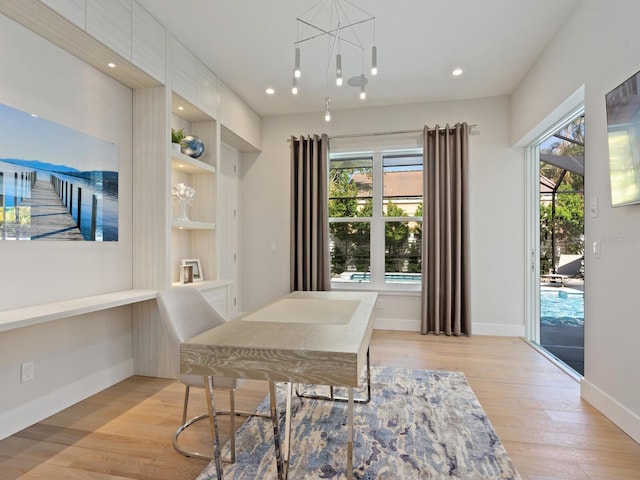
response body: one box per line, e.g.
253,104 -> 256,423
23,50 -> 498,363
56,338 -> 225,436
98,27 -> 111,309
181,259 -> 203,282
179,264 -> 194,284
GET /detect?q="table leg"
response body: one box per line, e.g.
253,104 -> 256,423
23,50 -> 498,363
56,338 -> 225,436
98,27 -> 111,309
269,381 -> 290,480
283,382 -> 293,464
347,387 -> 354,479
204,376 -> 223,480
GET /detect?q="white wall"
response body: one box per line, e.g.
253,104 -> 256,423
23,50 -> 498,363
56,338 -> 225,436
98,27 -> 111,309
511,0 -> 640,442
0,16 -> 133,307
240,95 -> 525,336
0,14 -> 134,438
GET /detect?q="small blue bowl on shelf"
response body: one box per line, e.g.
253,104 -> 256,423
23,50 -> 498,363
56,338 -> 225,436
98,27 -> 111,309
181,135 -> 205,158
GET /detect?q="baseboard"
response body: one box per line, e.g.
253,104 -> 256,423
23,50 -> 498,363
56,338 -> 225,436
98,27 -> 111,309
374,317 -> 420,331
0,358 -> 134,441
373,318 -> 524,337
472,322 -> 525,337
581,378 -> 640,444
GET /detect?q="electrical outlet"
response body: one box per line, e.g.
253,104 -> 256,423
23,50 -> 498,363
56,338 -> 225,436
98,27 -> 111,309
21,362 -> 34,383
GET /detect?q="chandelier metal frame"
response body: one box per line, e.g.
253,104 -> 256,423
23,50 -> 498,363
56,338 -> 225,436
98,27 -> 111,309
292,0 -> 378,121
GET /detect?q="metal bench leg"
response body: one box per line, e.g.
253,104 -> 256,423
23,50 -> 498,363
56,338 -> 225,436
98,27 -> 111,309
204,376 -> 223,480
172,381 -> 270,464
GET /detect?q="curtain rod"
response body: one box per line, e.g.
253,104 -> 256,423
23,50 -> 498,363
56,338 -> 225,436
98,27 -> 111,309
329,124 -> 478,140
288,124 -> 478,142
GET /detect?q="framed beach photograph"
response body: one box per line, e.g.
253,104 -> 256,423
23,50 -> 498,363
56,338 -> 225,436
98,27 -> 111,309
182,259 -> 203,282
0,101 -> 119,241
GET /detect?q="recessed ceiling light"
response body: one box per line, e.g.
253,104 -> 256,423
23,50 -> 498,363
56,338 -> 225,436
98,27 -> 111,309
108,62 -> 116,68
452,68 -> 463,76
266,87 -> 275,95
178,106 -> 184,111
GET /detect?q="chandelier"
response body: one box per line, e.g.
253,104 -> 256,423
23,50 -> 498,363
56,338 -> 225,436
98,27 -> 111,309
292,0 -> 378,122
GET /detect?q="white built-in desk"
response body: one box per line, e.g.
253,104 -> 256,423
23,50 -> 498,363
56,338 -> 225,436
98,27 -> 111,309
0,290 -> 156,333
0,280 -> 233,379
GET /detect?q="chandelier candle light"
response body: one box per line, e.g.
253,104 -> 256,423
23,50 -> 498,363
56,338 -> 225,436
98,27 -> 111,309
292,0 -> 378,122
172,182 -> 196,222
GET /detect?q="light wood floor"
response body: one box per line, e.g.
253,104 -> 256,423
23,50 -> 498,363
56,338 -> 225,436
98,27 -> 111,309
0,332 -> 638,479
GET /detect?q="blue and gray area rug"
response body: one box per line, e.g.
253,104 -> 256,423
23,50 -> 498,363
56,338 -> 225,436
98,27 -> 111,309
198,366 -> 521,479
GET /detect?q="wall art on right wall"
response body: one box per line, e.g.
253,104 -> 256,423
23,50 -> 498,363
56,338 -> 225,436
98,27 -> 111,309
605,69 -> 640,208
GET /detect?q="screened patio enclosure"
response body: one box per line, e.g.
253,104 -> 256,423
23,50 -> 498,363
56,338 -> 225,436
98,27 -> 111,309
538,116 -> 585,375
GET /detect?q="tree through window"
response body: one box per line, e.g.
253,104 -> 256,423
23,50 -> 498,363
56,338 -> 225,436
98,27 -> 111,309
329,150 -> 423,289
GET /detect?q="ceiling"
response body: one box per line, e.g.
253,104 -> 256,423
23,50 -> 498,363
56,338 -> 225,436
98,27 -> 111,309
138,0 -> 581,118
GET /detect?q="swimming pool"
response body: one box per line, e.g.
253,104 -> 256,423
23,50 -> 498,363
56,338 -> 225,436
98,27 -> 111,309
336,272 -> 421,284
540,287 -> 584,327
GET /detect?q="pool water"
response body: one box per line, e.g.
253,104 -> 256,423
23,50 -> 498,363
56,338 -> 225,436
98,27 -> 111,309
340,272 -> 421,284
540,288 -> 584,327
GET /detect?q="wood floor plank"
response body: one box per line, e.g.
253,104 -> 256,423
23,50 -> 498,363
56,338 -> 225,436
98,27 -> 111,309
0,332 -> 638,479
15,424 -> 172,461
0,457 -> 136,480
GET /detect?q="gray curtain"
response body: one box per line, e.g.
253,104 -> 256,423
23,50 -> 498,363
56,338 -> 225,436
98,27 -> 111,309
290,134 -> 331,292
421,123 -> 471,335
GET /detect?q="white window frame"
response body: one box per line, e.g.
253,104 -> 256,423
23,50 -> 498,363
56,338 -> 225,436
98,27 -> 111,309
329,147 -> 423,293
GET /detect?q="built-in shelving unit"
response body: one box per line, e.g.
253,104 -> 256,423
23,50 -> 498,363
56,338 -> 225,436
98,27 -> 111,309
172,220 -> 216,230
170,150 -> 216,174
0,0 -> 263,378
169,93 -> 219,286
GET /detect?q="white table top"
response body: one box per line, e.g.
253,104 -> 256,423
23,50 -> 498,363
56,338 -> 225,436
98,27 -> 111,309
180,290 -> 377,387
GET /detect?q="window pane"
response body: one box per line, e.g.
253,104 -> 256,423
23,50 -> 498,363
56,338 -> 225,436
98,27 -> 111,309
330,221 -> 371,283
329,157 -> 373,218
385,220 -> 422,284
383,155 -> 423,217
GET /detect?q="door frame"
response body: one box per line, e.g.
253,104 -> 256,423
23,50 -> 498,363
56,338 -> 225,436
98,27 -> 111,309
524,105 -> 585,346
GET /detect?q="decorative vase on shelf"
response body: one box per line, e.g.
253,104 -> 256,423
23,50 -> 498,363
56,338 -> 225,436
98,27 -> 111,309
172,182 -> 196,222
171,142 -> 182,152
181,135 -> 205,158
176,199 -> 191,221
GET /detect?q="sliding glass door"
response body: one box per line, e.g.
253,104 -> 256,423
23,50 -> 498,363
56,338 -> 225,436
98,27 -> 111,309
527,111 -> 585,376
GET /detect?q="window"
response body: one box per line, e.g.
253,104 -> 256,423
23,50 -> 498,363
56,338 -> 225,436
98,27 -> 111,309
329,149 -> 423,290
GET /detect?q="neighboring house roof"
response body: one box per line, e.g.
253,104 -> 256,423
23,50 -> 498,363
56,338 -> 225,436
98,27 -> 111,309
352,171 -> 423,198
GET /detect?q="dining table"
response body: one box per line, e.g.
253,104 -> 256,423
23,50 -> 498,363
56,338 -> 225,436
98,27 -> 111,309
180,290 -> 378,480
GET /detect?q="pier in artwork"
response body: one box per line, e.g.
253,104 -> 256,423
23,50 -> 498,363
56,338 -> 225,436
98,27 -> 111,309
1,172 -> 84,240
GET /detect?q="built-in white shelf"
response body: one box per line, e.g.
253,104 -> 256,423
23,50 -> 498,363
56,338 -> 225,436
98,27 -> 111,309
170,279 -> 232,289
0,289 -> 157,333
171,151 -> 215,174
171,220 -> 216,230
